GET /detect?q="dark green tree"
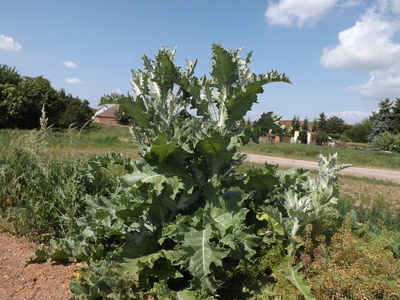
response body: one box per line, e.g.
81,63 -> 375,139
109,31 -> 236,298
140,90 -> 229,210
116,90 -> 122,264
0,70 -> 60,129
311,118 -> 318,132
390,98 -> 400,134
344,118 -> 372,143
0,65 -> 92,129
301,117 -> 309,131
18,76 -> 61,129
297,117 -> 309,144
114,104 -> 132,125
298,129 -> 308,144
289,115 -> 300,136
293,116 -> 300,131
368,98 -> 393,142
317,112 -> 327,133
57,89 -> 93,128
326,115 -> 346,134
0,65 -> 23,128
0,64 -> 22,85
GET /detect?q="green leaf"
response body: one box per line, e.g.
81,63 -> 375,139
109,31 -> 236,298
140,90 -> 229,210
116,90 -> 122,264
210,44 -> 239,90
284,264 -> 315,300
181,226 -> 229,293
122,250 -> 182,283
231,163 -> 278,198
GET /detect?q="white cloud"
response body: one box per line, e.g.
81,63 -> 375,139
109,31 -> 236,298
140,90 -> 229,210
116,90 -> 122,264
65,78 -> 84,84
0,34 -> 22,55
390,0 -> 400,13
339,0 -> 362,9
321,2 -> 400,100
62,61 -> 79,68
265,0 -> 338,27
320,8 -> 400,71
348,65 -> 400,99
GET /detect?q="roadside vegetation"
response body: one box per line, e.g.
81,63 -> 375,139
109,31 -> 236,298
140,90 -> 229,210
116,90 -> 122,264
1,45 -> 400,299
284,98 -> 400,154
242,141 -> 400,170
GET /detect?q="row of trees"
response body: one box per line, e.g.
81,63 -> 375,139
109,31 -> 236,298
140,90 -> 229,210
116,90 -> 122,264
0,64 -> 93,129
287,99 -> 400,152
290,113 -> 348,136
288,113 -> 349,144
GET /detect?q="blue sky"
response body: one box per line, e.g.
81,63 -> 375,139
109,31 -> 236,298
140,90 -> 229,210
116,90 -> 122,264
1,0 -> 400,124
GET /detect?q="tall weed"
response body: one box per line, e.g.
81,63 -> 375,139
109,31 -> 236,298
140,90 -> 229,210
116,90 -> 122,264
0,118 -> 87,241
303,216 -> 400,299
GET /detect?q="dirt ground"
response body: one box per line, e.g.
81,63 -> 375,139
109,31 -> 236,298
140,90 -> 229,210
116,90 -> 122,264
0,232 -> 79,300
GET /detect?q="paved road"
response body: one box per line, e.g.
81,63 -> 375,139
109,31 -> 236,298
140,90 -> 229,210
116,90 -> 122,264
245,154 -> 400,184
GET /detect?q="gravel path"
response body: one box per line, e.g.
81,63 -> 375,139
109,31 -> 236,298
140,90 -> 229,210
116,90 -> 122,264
245,154 -> 400,184
0,232 -> 79,300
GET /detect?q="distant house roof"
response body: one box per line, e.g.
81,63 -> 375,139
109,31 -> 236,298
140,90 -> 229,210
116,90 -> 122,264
93,105 -> 109,116
95,105 -> 119,118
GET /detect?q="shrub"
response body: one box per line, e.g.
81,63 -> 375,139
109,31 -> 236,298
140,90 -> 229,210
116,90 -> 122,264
298,129 -> 308,144
371,131 -> 400,151
391,139 -> 400,153
315,132 -> 328,145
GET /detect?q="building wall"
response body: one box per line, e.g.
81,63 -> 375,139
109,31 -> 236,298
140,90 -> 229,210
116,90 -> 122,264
94,116 -> 119,125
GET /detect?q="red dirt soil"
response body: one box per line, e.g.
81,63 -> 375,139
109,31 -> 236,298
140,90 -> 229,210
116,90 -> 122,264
0,232 -> 79,300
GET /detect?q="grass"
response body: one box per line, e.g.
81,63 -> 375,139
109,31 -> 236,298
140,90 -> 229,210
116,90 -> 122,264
241,141 -> 400,170
0,123 -> 138,159
338,175 -> 400,231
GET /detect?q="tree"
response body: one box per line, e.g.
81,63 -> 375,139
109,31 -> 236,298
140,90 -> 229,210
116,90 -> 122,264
18,76 -> 61,129
312,118 -> 318,132
293,116 -> 300,131
368,98 -> 393,142
0,64 -> 22,85
317,112 -> 327,133
0,65 -> 23,128
57,90 -> 93,128
0,69 -> 60,129
0,65 -> 92,129
114,102 -> 132,125
301,117 -> 309,131
390,98 -> 400,134
326,115 -> 346,134
344,118 -> 372,143
299,129 -> 308,144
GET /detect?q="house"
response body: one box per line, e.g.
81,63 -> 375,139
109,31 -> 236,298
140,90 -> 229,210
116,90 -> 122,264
93,105 -> 119,124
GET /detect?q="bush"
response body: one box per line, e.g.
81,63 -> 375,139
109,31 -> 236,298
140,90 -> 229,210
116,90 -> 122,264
298,130 -> 308,144
371,131 -> 400,151
391,139 -> 400,153
315,132 -> 328,145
